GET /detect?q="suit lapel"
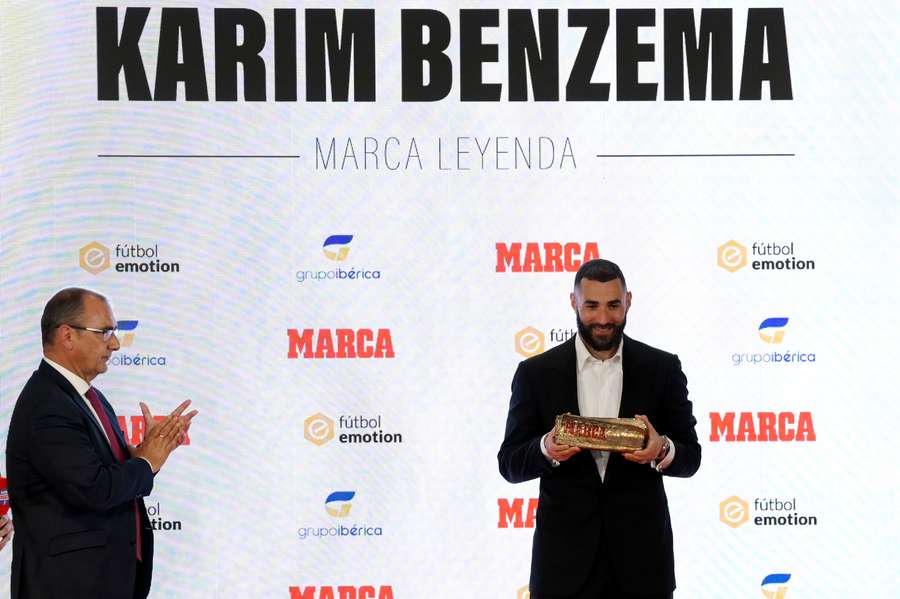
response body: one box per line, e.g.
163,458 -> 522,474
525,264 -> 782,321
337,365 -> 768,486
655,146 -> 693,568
618,336 -> 643,419
38,361 -> 119,460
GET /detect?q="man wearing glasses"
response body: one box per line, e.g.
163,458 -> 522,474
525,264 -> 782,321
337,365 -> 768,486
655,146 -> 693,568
6,288 -> 197,599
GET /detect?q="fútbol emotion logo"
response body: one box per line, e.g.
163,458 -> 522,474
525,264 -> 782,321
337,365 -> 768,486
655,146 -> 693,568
78,242 -> 181,275
717,240 -> 816,273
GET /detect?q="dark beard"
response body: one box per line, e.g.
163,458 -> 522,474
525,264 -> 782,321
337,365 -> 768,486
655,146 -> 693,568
576,313 -> 626,353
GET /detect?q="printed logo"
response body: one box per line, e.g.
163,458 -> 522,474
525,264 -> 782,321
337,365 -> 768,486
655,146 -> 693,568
497,498 -> 539,529
719,496 -> 749,528
515,327 -> 545,357
303,413 -> 403,446
117,415 -> 191,446
325,491 -> 355,518
323,235 -> 353,261
287,329 -> 395,359
79,242 -> 111,275
297,237 -> 381,283
298,492 -> 384,541
732,318 -> 814,366
717,240 -> 747,272
761,573 -> 791,599
78,243 -> 180,274
117,320 -> 139,347
720,497 -> 818,528
146,501 -> 183,532
717,240 -> 816,273
108,320 -> 167,367
517,586 -> 531,599
496,242 -> 600,273
758,318 -> 789,343
289,586 -> 394,599
304,413 -> 335,446
709,412 -> 816,442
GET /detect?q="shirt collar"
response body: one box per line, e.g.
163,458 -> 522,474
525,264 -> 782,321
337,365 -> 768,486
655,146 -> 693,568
575,333 -> 624,372
43,357 -> 91,397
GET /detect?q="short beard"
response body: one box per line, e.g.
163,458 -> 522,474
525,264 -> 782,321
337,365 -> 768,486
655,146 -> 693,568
576,313 -> 626,354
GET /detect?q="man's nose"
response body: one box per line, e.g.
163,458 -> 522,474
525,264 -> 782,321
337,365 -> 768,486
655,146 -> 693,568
108,333 -> 121,350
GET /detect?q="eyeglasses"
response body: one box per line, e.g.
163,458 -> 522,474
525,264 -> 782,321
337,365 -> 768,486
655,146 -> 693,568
66,325 -> 118,341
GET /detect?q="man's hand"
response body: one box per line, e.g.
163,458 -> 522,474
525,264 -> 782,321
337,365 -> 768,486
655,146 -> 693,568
132,403 -> 190,473
623,414 -> 663,465
543,424 -> 581,463
0,515 -> 13,550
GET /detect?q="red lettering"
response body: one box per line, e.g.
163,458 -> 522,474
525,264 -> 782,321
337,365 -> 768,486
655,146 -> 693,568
779,412 -> 795,441
757,412 -> 776,441
543,243 -> 563,272
498,498 -> 524,528
496,242 -> 522,272
709,412 -> 735,441
357,329 -> 374,358
375,329 -> 395,358
337,586 -> 356,599
525,498 -> 538,528
522,243 -> 542,272
315,329 -> 334,358
287,329 -> 314,358
288,587 -> 316,599
378,587 -> 394,599
796,411 -> 816,441
563,242 -> 581,271
336,329 -> 355,358
736,412 -> 757,441
583,242 -> 600,262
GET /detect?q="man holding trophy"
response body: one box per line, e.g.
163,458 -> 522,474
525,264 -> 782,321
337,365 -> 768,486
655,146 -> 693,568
498,259 -> 701,599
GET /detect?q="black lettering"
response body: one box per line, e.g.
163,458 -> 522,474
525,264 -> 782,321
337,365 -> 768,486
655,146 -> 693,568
664,9 -> 732,100
617,9 -> 657,101
566,10 -> 609,101
401,10 -> 452,101
154,8 -> 208,101
508,10 -> 559,101
305,9 -> 376,101
274,9 -> 297,101
96,7 -> 152,101
214,9 -> 266,101
460,10 -> 502,101
740,8 -> 792,100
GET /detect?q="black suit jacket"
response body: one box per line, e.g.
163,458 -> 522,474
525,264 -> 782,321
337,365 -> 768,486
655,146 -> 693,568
6,360 -> 155,599
498,336 -> 701,596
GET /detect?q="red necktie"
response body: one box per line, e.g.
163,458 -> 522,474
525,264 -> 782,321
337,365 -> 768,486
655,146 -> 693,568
86,387 -> 143,561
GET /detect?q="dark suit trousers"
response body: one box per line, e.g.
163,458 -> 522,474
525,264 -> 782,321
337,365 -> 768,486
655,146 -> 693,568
530,535 -> 674,599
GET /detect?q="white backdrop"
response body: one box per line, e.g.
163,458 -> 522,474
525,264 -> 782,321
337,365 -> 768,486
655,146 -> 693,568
2,1 -> 898,597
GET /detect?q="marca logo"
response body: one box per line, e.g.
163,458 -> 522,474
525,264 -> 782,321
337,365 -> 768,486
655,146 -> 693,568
117,416 -> 191,446
761,573 -> 791,599
323,235 -> 353,261
496,242 -> 600,273
758,318 -> 788,343
117,320 -> 139,347
325,491 -> 355,518
719,496 -> 749,528
709,412 -> 816,442
497,498 -> 538,529
287,329 -> 395,359
80,241 -> 111,275
515,327 -> 545,357
289,586 -> 394,599
517,586 -> 530,599
304,413 -> 335,446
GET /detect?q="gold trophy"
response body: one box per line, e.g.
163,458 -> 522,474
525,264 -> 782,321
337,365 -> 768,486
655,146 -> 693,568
554,413 -> 647,452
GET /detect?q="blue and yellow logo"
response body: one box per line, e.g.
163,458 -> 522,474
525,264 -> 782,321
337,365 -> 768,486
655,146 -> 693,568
117,320 -> 139,347
761,573 -> 790,599
323,235 -> 353,261
325,491 -> 355,518
758,318 -> 789,344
